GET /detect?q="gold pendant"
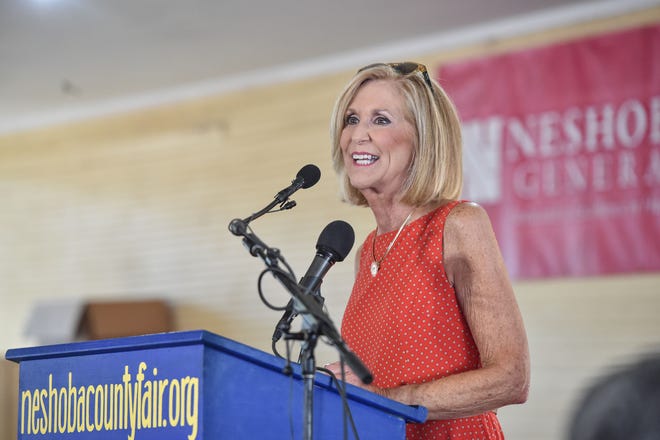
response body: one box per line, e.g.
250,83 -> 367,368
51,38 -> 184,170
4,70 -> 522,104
370,261 -> 379,277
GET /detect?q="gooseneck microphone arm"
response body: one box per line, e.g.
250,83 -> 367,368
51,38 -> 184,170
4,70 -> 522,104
228,164 -> 321,237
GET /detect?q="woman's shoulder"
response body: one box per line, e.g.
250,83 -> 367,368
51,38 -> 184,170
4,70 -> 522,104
447,200 -> 489,221
430,200 -> 489,227
443,201 -> 495,246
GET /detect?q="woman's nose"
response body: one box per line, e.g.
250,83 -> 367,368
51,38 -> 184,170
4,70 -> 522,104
351,121 -> 370,144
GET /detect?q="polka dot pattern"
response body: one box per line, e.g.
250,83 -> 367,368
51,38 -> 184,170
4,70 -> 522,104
341,202 -> 504,439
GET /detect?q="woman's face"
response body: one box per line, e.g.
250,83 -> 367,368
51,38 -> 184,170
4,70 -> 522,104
340,79 -> 416,201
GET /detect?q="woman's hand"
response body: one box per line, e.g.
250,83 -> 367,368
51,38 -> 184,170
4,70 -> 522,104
323,361 -> 391,399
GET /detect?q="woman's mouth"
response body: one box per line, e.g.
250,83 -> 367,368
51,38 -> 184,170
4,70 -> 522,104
352,153 -> 379,166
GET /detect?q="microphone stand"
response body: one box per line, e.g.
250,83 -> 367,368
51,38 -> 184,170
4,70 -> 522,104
298,315 -> 319,440
229,223 -> 372,440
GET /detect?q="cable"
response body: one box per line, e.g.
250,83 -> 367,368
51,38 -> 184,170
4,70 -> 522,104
257,268 -> 292,312
316,365 -> 361,440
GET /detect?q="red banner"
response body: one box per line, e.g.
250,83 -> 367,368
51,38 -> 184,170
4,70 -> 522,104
438,24 -> 660,279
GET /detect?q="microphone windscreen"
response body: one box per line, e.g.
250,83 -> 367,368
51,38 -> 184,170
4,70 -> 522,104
297,164 -> 321,189
316,220 -> 355,261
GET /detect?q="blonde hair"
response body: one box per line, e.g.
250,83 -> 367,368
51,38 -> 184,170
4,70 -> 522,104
330,63 -> 463,207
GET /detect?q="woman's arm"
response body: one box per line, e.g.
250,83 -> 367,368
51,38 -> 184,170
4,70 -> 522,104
327,202 -> 530,419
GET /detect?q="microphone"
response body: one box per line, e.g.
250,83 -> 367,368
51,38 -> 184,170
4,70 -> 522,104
272,220 -> 355,342
275,164 -> 321,203
229,164 -> 321,236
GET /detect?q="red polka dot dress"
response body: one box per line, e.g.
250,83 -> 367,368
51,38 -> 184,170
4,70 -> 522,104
341,202 -> 504,439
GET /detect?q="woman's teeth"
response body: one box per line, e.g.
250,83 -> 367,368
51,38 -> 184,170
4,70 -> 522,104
352,153 -> 378,165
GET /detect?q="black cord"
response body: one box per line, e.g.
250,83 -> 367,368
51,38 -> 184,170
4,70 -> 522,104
316,365 -> 361,440
257,265 -> 300,311
341,358 -> 348,440
272,339 -> 283,359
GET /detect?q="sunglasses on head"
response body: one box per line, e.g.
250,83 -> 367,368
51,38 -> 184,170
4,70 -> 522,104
357,62 -> 434,90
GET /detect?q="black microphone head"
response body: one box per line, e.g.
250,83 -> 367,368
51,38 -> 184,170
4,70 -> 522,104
297,164 -> 321,189
316,220 -> 355,262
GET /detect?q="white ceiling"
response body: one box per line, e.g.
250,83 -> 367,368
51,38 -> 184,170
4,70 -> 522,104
0,0 -> 652,134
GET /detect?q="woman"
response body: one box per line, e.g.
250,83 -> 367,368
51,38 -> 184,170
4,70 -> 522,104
324,62 -> 530,439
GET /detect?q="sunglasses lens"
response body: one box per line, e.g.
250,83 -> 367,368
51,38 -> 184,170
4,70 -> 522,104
392,62 -> 421,75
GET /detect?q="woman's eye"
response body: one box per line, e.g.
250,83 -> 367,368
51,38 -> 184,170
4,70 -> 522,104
374,115 -> 391,125
345,114 -> 359,125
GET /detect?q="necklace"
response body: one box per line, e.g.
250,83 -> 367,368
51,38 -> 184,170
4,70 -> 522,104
370,209 -> 415,277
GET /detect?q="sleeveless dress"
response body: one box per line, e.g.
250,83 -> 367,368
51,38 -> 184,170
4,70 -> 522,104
341,202 -> 504,439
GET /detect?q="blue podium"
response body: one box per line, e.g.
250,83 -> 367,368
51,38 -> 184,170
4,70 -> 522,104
5,330 -> 426,439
